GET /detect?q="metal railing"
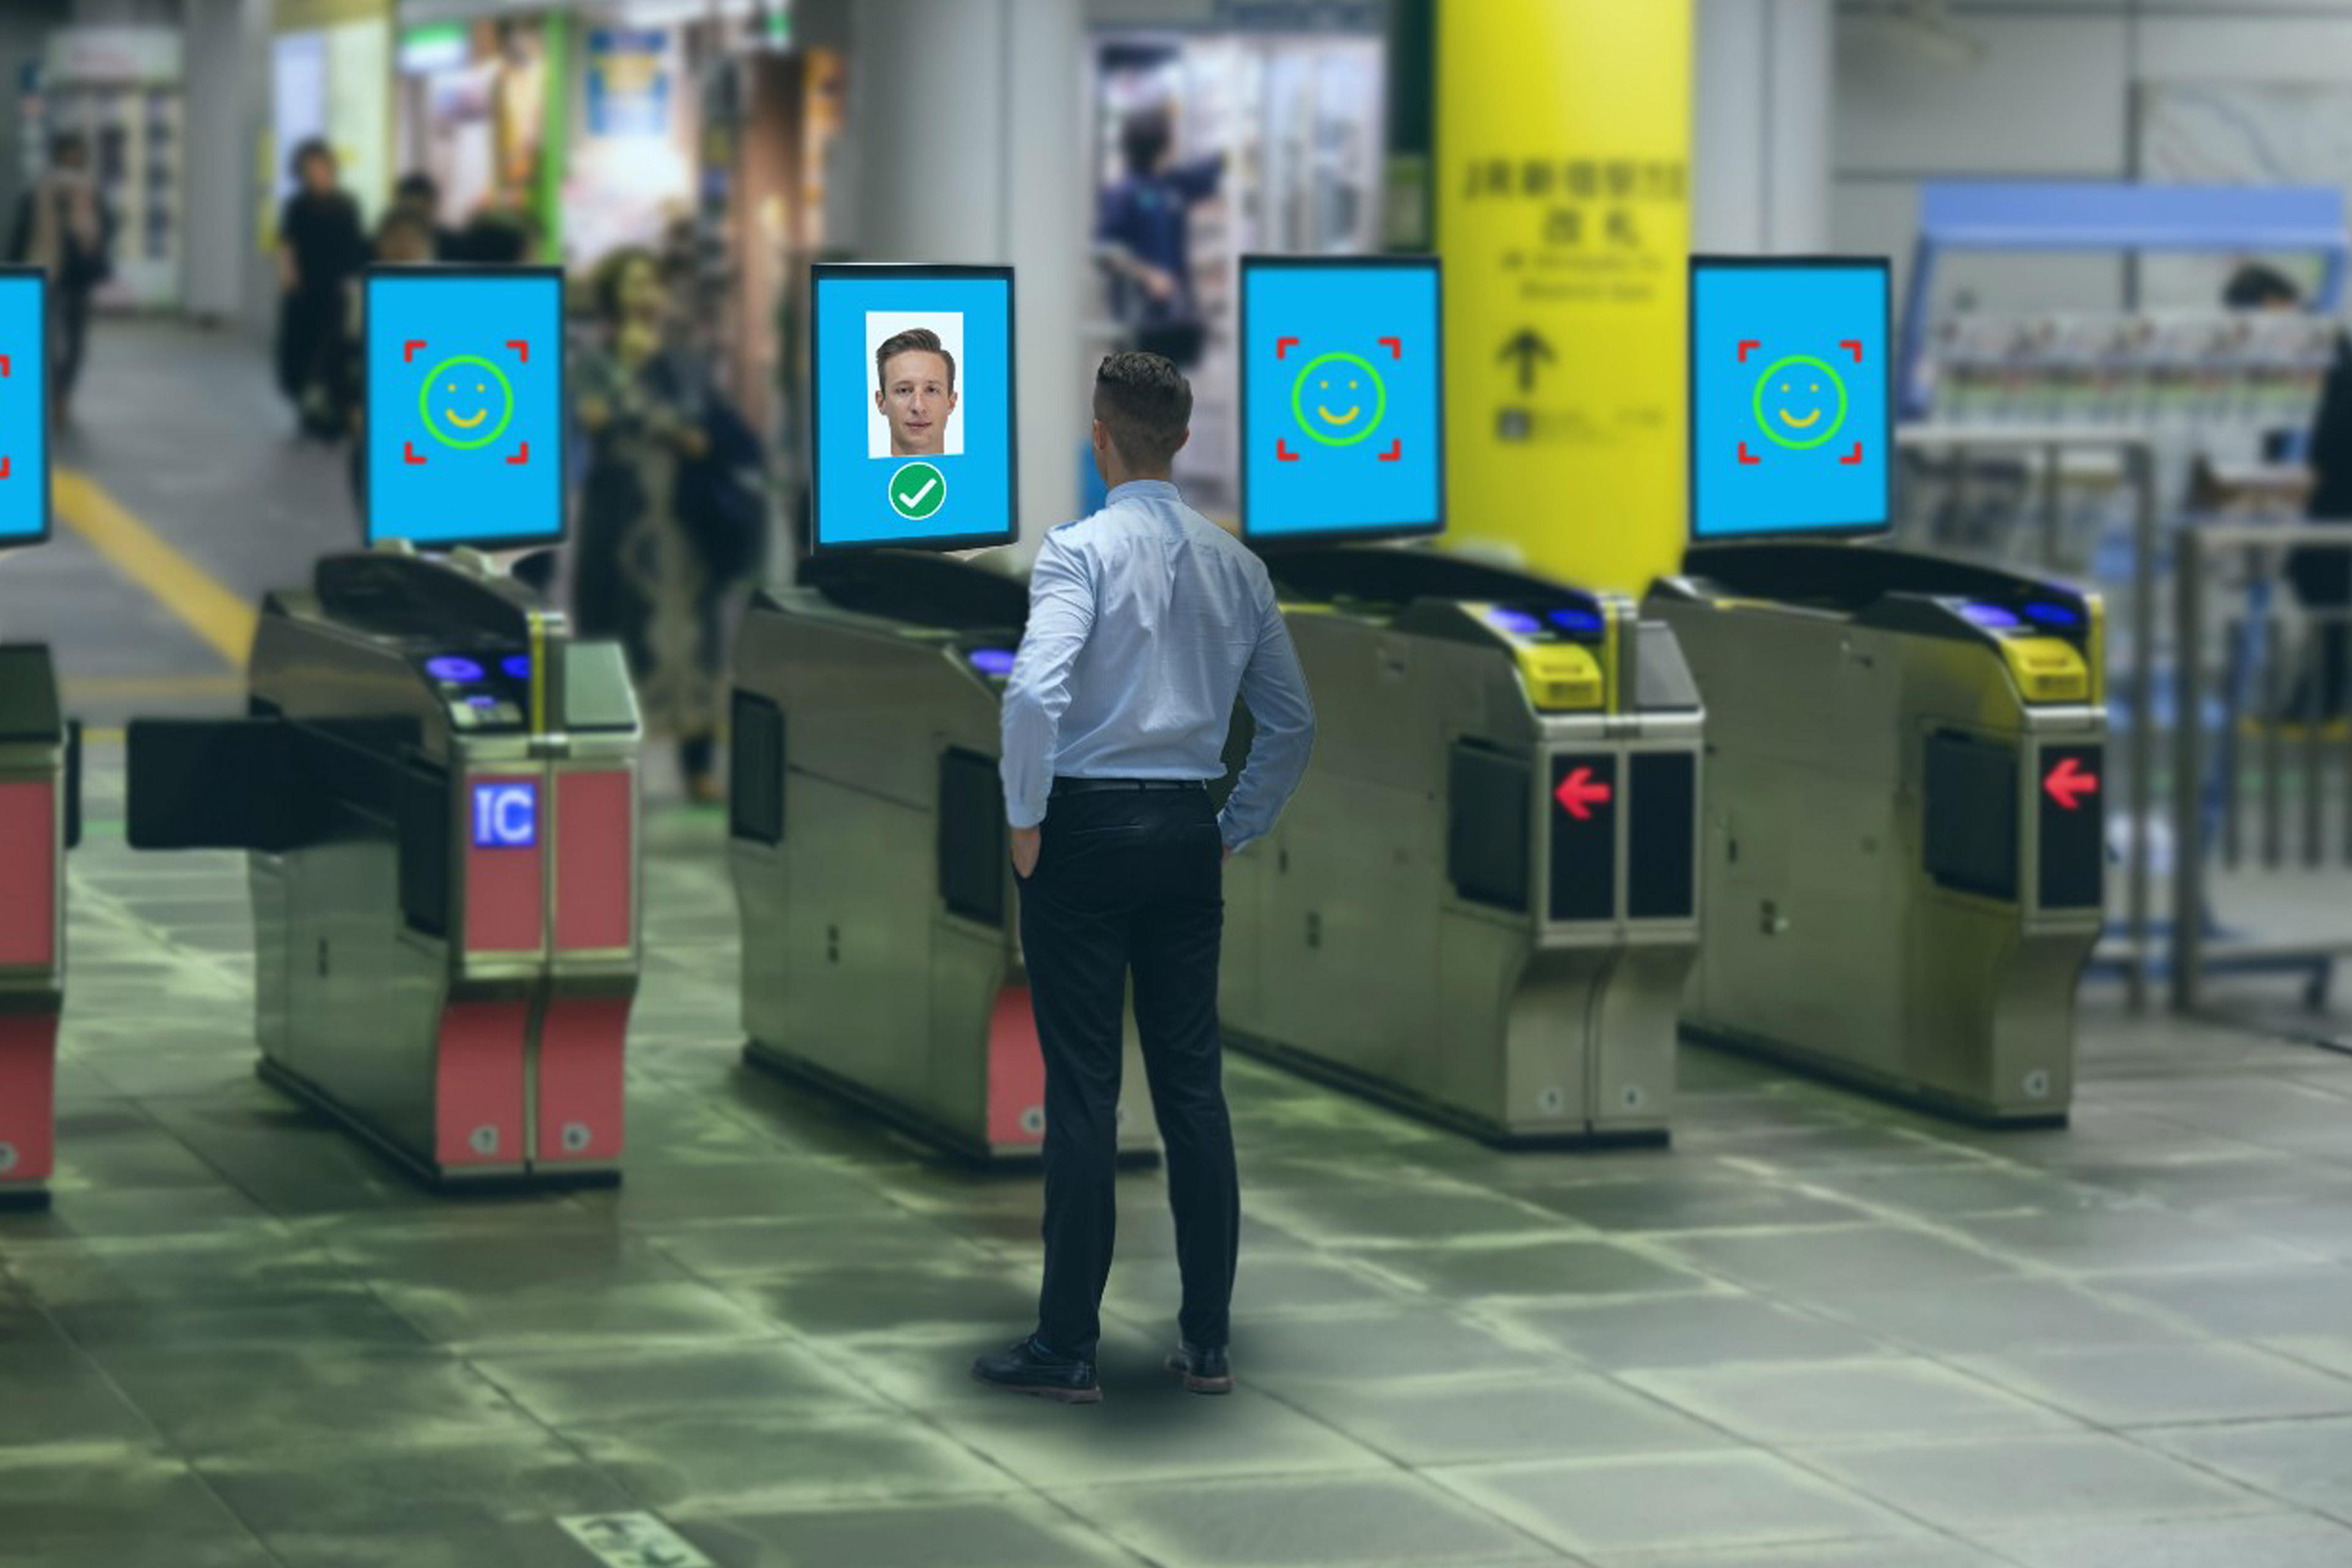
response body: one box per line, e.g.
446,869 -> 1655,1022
2171,523 -> 2352,1023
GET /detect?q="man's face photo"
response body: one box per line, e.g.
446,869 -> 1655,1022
868,319 -> 965,458
878,347 -> 956,454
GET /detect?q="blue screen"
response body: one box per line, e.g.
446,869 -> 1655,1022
472,781 -> 537,848
1691,260 -> 1891,540
812,267 -> 1015,551
366,270 -> 566,548
0,272 -> 49,546
1242,259 -> 1442,541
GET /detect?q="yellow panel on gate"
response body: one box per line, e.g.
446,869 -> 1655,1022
1998,636 -> 2091,705
1435,0 -> 1694,595
1513,643 -> 1605,712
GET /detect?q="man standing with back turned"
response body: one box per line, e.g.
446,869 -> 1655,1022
974,352 -> 1315,1403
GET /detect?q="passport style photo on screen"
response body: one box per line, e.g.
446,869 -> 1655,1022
811,264 -> 1016,554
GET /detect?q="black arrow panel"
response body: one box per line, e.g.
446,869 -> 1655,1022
1548,753 -> 1616,924
2037,744 -> 2105,910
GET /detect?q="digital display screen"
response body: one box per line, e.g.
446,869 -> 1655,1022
1690,257 -> 1891,541
1241,256 -> 1443,543
0,269 -> 50,546
472,781 -> 538,848
365,268 -> 567,549
810,264 -> 1016,552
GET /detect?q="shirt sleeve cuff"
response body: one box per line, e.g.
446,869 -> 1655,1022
1007,805 -> 1047,831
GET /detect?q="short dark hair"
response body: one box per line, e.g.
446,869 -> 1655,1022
1094,352 -> 1191,468
1120,107 -> 1171,177
394,172 -> 439,206
876,327 -> 956,394
48,132 -> 86,164
290,137 -> 336,181
375,208 -> 435,254
2223,262 -> 2300,311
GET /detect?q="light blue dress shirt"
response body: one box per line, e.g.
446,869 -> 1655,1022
1000,480 -> 1315,851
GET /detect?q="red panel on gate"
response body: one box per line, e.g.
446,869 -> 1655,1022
535,995 -> 630,1163
433,1000 -> 529,1167
0,779 -> 56,968
986,985 -> 1047,1147
466,775 -> 544,954
0,1013 -> 58,1183
554,771 -> 633,952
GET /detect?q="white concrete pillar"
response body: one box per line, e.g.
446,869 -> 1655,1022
180,0 -> 247,324
1694,0 -> 1832,254
846,0 -> 1085,551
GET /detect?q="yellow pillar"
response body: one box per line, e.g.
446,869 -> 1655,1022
1435,0 -> 1694,592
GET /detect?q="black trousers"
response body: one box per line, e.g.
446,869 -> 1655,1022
1017,786 -> 1237,1361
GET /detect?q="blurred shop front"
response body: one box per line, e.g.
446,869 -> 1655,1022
1086,6 -> 1388,510
391,0 -> 838,443
272,0 -> 394,239
16,24 -> 186,312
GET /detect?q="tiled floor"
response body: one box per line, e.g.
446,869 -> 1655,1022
12,772 -> 2352,1568
6,325 -> 2352,1567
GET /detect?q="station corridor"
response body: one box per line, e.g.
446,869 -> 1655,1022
4,322 -> 2352,1568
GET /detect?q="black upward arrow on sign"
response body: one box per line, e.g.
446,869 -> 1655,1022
1498,328 -> 1556,393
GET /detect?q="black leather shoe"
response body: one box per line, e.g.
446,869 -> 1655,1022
1164,1341 -> 1233,1395
970,1336 -> 1102,1404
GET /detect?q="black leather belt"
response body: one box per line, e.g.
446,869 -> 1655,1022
1050,776 -> 1210,797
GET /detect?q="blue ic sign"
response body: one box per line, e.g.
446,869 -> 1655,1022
472,782 -> 537,849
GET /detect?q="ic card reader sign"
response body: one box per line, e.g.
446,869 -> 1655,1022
473,781 -> 537,848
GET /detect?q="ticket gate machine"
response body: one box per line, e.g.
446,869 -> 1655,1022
0,646 -> 75,1209
728,551 -> 1160,1166
1648,543 -> 2105,1126
126,550 -> 643,1186
1219,547 -> 1704,1147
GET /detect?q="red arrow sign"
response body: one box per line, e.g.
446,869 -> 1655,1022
2045,755 -> 2098,811
1554,766 -> 1613,821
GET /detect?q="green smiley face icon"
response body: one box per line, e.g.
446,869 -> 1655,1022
1290,351 -> 1387,447
420,354 -> 516,450
1752,354 -> 1847,451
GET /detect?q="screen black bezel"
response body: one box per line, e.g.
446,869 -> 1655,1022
361,264 -> 570,552
1687,254 -> 1894,545
1238,252 -> 1447,551
809,262 -> 1020,556
0,265 -> 53,551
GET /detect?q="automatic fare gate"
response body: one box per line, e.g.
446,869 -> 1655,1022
1662,254 -> 2104,1125
729,551 -> 1161,1167
0,269 -> 71,1209
0,646 -> 77,1208
1220,547 -> 1704,1147
126,551 -> 644,1185
1648,546 -> 2103,1125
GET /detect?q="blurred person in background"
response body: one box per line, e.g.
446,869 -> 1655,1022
453,206 -> 546,266
2291,325 -> 2351,724
2223,262 -> 2301,314
390,172 -> 462,260
575,247 -> 766,804
276,139 -> 368,435
334,208 -> 440,517
1095,105 -> 1223,369
2236,260 -> 2352,723
8,131 -> 112,426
